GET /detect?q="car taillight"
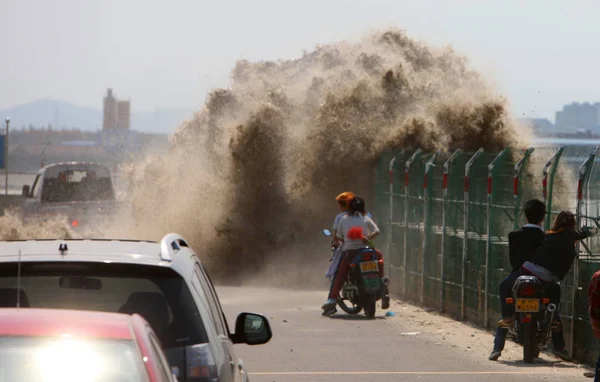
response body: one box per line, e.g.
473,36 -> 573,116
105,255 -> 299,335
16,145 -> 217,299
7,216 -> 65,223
186,343 -> 218,381
519,284 -> 535,297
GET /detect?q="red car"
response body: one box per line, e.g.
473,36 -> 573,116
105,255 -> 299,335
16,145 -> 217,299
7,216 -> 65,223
0,308 -> 177,381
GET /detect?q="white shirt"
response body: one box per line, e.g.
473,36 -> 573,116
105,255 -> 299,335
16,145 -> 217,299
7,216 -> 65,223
523,223 -> 544,232
336,213 -> 380,251
332,212 -> 347,232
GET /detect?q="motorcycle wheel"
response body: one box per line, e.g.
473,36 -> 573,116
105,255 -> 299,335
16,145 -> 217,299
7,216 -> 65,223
522,321 -> 536,363
336,283 -> 363,315
363,294 -> 376,318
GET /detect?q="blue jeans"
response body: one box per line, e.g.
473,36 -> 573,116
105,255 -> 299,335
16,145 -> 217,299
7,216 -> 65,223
595,355 -> 600,382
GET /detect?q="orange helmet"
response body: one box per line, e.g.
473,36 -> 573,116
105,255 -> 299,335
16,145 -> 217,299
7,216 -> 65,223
335,192 -> 355,204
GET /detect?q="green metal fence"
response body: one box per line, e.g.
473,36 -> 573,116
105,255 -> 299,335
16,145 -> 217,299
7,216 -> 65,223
374,144 -> 600,364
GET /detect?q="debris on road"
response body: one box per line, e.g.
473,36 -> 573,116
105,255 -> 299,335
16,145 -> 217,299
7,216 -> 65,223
401,332 -> 421,336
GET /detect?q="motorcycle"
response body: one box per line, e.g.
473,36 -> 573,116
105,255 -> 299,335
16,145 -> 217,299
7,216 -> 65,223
323,228 -> 390,318
505,275 -> 558,363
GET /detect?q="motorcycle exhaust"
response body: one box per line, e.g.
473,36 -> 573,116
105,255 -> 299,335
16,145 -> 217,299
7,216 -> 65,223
547,303 -> 557,312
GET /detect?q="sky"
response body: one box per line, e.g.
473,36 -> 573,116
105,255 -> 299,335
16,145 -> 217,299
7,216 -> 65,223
2,0 -> 600,123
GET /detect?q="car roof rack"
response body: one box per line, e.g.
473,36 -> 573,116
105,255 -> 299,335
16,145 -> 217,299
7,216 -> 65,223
159,233 -> 189,262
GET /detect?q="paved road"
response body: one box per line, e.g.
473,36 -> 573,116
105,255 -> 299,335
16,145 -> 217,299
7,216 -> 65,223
217,286 -> 593,382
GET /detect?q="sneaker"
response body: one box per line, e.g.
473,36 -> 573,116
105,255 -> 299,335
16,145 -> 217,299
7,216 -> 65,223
553,348 -> 571,362
381,295 -> 390,310
322,306 -> 337,316
489,350 -> 502,361
321,299 -> 336,311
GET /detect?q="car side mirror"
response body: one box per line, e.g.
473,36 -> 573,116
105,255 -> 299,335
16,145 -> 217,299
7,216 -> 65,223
22,185 -> 30,197
232,312 -> 272,345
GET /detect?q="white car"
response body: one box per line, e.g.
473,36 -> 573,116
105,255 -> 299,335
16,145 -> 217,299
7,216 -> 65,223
0,233 -> 272,382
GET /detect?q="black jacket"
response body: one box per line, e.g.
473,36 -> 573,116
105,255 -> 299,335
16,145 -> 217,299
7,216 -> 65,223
531,229 -> 592,281
508,226 -> 546,272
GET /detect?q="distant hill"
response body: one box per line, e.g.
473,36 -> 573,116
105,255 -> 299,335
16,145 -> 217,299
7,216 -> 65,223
0,98 -> 196,134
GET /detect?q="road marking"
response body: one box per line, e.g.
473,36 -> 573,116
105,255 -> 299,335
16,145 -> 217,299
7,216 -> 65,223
250,371 -> 561,376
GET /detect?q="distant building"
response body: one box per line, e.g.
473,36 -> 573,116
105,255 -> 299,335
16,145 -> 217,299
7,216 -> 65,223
102,88 -> 130,130
555,102 -> 600,133
102,89 -> 117,130
116,100 -> 130,129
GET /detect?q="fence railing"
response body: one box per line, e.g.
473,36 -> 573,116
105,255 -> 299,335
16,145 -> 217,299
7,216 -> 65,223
374,144 -> 600,364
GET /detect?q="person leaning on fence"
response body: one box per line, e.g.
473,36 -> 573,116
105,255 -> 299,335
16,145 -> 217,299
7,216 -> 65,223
587,269 -> 600,381
519,211 -> 598,361
489,199 -> 547,361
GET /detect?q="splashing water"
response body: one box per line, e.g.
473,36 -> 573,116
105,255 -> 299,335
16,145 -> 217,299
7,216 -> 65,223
3,28 -> 533,284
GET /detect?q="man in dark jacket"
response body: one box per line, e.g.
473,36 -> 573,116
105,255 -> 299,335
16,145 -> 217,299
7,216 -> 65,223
489,199 -> 546,361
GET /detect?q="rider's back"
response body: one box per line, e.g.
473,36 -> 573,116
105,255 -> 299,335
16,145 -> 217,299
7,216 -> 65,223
337,213 -> 379,251
508,226 -> 545,272
531,229 -> 589,281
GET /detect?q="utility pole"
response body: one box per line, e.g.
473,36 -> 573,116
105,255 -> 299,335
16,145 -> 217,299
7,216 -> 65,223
40,141 -> 50,168
4,118 -> 9,195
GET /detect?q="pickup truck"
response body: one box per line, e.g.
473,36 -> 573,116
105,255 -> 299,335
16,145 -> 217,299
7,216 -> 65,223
20,162 -> 123,231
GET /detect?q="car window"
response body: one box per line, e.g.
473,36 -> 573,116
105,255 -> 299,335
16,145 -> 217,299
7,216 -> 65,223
147,331 -> 173,381
198,264 -> 232,333
40,168 -> 114,203
0,336 -> 147,382
192,263 -> 228,336
0,262 -> 208,348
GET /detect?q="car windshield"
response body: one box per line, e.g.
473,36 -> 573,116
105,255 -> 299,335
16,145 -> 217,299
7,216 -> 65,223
0,336 -> 148,382
0,262 -> 208,348
42,169 -> 115,203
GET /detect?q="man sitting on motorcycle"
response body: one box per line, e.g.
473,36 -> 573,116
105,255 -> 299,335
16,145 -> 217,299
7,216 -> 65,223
489,199 -> 547,361
321,195 -> 388,316
519,211 -> 598,361
326,192 -> 354,281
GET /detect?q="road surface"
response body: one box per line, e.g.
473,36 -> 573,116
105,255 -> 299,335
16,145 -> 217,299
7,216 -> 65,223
217,286 -> 594,381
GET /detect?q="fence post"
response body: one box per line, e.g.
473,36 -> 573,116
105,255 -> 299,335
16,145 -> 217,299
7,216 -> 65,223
421,151 -> 439,305
570,146 -> 600,357
440,149 -> 462,313
485,149 -> 508,328
387,150 -> 404,278
462,148 -> 484,320
513,148 -> 535,230
387,153 -> 397,279
403,149 -> 422,297
542,146 -> 565,231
